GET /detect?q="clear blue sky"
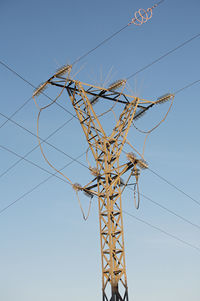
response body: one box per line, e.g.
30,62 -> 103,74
0,0 -> 200,300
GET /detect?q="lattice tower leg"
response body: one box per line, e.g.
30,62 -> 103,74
97,157 -> 129,301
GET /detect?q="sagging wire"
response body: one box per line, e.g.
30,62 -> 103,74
123,93 -> 174,208
120,168 -> 135,194
72,183 -> 93,221
86,146 -> 101,178
33,65 -> 93,221
134,166 -> 140,209
132,94 -> 174,156
33,67 -> 73,185
111,107 -> 118,124
117,160 -> 141,209
126,152 -> 148,209
124,141 -> 146,209
123,94 -> 174,208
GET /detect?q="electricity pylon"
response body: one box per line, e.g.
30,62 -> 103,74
33,66 -> 174,301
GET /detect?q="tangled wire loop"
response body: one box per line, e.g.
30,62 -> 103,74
130,8 -> 153,26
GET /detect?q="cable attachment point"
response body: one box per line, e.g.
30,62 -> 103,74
72,183 -> 82,191
156,93 -> 174,104
89,167 -> 100,177
33,82 -> 48,97
137,159 -> 148,170
126,152 -> 148,170
108,79 -> 126,91
55,64 -> 72,77
126,152 -> 137,163
33,65 -> 72,98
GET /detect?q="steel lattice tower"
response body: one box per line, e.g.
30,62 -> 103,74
33,68 -> 173,301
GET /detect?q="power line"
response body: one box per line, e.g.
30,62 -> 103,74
136,190 -> 200,230
71,24 -> 129,66
0,144 -> 69,184
0,97 -> 32,130
0,59 -> 38,129
0,110 -> 88,176
174,79 -> 200,95
148,167 -> 200,207
123,210 -> 200,253
126,32 -> 200,80
0,116 -> 76,179
0,152 -> 86,215
0,61 -> 36,88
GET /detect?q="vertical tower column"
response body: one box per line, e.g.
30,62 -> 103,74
97,178 -> 129,300
96,145 -> 128,301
